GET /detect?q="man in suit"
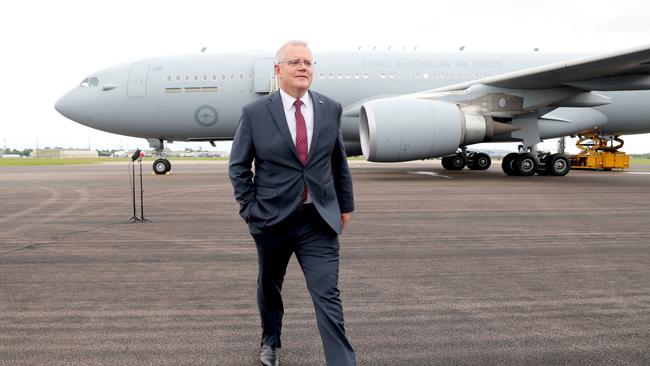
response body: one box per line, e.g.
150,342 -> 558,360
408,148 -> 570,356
228,40 -> 356,366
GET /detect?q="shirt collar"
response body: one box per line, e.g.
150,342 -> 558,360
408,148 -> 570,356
279,89 -> 311,111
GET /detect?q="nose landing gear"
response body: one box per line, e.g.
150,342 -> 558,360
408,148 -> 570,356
152,158 -> 171,175
148,138 -> 172,175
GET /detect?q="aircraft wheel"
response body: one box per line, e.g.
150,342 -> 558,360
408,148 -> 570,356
515,153 -> 537,176
468,152 -> 491,170
442,154 -> 466,170
546,153 -> 570,176
441,156 -> 453,169
163,159 -> 172,173
153,159 -> 169,175
501,153 -> 519,176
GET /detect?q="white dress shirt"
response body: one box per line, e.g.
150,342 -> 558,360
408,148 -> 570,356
279,89 -> 314,151
279,88 -> 315,203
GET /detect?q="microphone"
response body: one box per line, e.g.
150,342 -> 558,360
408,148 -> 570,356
131,148 -> 142,161
139,151 -> 145,160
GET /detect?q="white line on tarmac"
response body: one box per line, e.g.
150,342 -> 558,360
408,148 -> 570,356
623,172 -> 650,175
407,171 -> 452,178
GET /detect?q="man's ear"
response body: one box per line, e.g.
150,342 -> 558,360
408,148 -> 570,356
274,64 -> 282,80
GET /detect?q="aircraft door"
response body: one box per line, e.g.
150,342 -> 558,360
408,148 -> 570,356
127,62 -> 150,97
253,58 -> 275,93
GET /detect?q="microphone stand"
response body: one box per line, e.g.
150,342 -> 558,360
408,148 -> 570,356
126,160 -> 141,223
138,156 -> 150,222
126,149 -> 150,223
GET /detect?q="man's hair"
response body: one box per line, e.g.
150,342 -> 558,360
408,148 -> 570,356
275,40 -> 311,64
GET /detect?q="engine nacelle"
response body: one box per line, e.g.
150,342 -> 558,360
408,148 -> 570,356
360,99 -> 496,162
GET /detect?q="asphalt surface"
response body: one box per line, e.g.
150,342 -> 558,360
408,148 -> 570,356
1,160 -> 650,365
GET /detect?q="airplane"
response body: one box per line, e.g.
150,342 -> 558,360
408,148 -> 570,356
54,44 -> 650,176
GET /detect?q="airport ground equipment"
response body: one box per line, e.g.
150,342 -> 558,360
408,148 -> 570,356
570,134 -> 630,170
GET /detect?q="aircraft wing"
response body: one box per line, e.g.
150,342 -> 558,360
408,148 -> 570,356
429,43 -> 650,92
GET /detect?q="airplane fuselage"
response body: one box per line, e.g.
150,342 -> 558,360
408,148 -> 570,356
56,51 -> 650,155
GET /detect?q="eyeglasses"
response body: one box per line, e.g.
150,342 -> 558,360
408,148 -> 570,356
278,59 -> 315,68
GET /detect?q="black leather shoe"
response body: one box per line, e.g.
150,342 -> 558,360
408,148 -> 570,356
260,345 -> 279,366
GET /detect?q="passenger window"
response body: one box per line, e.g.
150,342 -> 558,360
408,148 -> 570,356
90,77 -> 99,87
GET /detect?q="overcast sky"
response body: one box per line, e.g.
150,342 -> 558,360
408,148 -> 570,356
2,0 -> 650,153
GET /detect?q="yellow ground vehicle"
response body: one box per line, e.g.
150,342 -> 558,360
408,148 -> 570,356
570,135 -> 630,170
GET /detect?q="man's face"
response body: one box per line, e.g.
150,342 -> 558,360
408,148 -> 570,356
275,44 -> 313,98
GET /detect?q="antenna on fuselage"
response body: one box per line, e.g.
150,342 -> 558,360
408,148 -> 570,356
534,48 -> 539,52
459,45 -> 465,51
201,47 -> 207,53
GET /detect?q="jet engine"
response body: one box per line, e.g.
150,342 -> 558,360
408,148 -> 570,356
359,98 -> 514,162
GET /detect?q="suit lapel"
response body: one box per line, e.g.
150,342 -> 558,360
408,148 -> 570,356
267,92 -> 300,161
308,91 -> 325,162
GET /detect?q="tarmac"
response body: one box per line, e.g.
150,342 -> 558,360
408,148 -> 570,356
1,160 -> 650,365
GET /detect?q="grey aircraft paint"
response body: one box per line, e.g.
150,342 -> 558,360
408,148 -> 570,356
55,50 -> 650,158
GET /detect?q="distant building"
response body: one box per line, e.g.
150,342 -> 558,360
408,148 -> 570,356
1,154 -> 21,158
33,149 -> 99,158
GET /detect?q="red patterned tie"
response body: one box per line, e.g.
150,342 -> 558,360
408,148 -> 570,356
294,99 -> 309,202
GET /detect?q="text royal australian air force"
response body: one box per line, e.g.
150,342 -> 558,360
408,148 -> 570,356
360,60 -> 502,69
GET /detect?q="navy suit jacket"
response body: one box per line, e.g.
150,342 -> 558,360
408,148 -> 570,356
228,90 -> 354,235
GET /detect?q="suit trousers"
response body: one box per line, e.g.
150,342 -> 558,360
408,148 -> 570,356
250,204 -> 356,366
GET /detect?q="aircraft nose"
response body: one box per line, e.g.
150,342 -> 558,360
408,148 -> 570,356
55,92 -> 73,119
55,90 -> 88,125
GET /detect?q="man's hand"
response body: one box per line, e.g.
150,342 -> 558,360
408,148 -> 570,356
341,212 -> 351,231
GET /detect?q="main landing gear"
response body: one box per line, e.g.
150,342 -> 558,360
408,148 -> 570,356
441,146 -> 570,177
501,145 -> 570,176
441,148 -> 492,171
148,138 -> 172,175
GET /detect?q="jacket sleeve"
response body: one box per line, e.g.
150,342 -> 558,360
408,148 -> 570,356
228,107 -> 256,221
331,103 -> 355,213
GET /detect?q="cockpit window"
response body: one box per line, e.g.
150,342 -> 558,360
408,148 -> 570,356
79,77 -> 99,88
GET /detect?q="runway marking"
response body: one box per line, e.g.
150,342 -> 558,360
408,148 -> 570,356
2,187 -> 89,237
624,172 -> 650,175
407,171 -> 452,179
0,186 -> 59,223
